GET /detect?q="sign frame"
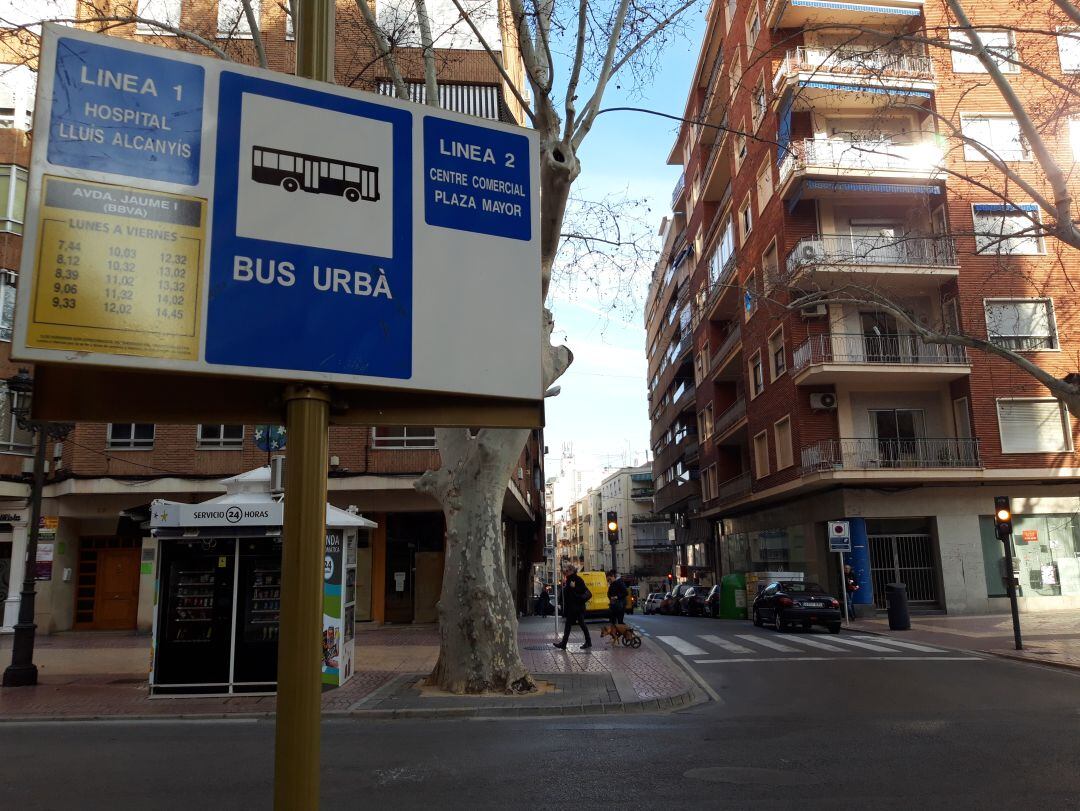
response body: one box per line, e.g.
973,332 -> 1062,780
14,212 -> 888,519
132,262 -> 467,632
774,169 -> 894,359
14,25 -> 543,426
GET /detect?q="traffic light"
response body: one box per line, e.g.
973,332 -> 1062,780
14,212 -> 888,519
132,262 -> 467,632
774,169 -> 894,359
606,510 -> 619,544
995,495 -> 1013,542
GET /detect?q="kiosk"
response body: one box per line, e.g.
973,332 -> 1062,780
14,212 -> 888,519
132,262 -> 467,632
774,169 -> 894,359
149,467 -> 375,696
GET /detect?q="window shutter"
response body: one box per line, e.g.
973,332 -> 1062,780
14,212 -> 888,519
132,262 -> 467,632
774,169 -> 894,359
998,400 -> 1070,452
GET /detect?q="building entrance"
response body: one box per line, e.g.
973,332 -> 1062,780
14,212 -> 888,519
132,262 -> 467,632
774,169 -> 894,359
868,533 -> 939,609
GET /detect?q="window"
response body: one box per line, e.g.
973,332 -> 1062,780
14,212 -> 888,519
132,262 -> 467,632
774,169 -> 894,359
751,76 -> 766,131
730,57 -> 743,101
0,382 -> 31,454
1071,118 -> 1080,161
774,416 -> 793,469
0,64 -> 35,129
997,399 -> 1072,453
753,430 -> 770,477
749,351 -> 764,398
0,165 -> 26,234
1059,29 -> 1080,72
984,299 -> 1058,350
735,132 -> 747,172
108,423 -> 155,450
285,2 -> 294,39
739,194 -> 753,242
950,30 -> 1018,73
372,426 -> 437,449
768,327 -> 786,380
136,0 -> 182,33
746,8 -> 760,50
960,115 -> 1028,161
218,0 -> 259,37
0,269 -> 15,341
756,159 -> 773,213
973,204 -> 1043,255
761,240 -> 778,294
744,269 -> 759,320
726,0 -> 737,31
198,424 -> 244,448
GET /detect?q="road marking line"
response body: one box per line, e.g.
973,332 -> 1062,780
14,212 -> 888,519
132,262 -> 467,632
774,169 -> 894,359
850,635 -> 947,653
657,635 -> 709,656
692,656 -> 982,664
734,634 -> 801,653
779,635 -> 847,652
825,636 -> 907,653
698,634 -> 754,654
673,654 -> 723,704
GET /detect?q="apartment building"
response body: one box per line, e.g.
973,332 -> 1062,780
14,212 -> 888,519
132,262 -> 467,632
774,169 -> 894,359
647,0 -> 1080,613
0,0 -> 543,633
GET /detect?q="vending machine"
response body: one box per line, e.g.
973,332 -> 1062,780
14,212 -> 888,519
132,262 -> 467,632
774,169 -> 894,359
322,528 -> 359,687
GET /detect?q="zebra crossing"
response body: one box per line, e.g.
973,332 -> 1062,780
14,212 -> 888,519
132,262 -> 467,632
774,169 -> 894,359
654,631 -> 981,664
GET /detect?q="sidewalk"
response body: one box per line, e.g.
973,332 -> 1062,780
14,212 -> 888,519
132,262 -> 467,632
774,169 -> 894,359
852,609 -> 1080,671
0,617 -> 696,720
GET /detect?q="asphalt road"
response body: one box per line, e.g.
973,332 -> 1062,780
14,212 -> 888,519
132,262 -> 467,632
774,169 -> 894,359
4,613 -> 1080,809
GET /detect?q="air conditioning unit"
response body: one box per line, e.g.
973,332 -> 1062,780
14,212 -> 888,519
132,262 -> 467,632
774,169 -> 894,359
800,303 -> 828,319
798,240 -> 825,263
810,392 -> 838,410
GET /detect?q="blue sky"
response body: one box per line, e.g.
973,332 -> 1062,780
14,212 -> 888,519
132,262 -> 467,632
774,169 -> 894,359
543,16 -> 705,479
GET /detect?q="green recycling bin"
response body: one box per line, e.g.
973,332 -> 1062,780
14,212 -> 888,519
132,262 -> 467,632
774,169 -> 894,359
719,572 -> 747,619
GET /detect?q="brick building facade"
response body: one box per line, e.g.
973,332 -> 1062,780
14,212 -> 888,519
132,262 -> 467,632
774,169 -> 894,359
647,0 -> 1080,613
0,0 -> 544,634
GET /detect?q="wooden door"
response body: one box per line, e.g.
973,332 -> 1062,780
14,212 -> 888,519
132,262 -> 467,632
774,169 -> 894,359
93,548 -> 140,629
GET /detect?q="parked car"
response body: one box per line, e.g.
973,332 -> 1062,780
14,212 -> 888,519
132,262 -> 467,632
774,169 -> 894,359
658,591 -> 678,615
704,585 -> 722,618
643,592 -> 665,614
678,586 -> 710,617
752,581 -> 842,633
663,583 -> 701,615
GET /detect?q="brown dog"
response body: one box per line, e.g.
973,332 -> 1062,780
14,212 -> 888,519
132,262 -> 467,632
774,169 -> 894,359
600,623 -> 633,647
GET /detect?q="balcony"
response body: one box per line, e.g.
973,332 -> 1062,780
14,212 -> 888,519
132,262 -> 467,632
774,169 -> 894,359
785,233 -> 959,283
766,0 -> 924,32
773,46 -> 935,102
710,325 -> 742,380
631,512 -> 666,523
671,171 -> 686,210
714,471 -> 752,505
653,473 -> 701,513
655,429 -> 700,474
713,397 -> 747,443
778,138 -> 943,199
705,253 -> 738,320
801,437 -> 981,474
792,333 -> 971,385
701,118 -> 731,202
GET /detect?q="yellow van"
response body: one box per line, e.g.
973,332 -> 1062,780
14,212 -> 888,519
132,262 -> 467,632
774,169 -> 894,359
579,570 -> 611,619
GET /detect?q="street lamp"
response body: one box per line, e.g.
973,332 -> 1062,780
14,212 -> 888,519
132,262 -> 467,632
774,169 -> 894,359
2,368 -> 72,688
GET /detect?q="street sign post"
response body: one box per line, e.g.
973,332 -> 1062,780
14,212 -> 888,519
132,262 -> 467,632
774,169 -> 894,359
16,19 -> 544,811
829,521 -> 851,625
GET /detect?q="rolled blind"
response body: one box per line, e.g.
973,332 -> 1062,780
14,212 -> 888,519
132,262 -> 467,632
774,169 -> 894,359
997,399 -> 1070,453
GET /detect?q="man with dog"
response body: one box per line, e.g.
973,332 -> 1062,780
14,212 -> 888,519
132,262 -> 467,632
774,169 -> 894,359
607,569 -> 629,627
553,563 -> 593,650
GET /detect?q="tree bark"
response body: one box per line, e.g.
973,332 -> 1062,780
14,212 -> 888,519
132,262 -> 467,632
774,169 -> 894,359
418,427 -> 535,694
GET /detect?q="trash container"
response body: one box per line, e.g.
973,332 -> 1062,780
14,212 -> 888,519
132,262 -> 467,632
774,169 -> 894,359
885,582 -> 910,631
719,573 -> 747,619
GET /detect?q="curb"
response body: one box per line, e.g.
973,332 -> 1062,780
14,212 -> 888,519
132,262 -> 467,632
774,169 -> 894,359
978,649 -> 1080,674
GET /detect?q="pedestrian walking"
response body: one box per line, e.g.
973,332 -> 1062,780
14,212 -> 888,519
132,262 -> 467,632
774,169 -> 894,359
844,564 -> 859,618
553,564 -> 593,649
537,586 -> 552,617
607,569 -> 628,627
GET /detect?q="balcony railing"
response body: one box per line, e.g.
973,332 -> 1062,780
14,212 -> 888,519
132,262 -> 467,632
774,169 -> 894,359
714,397 -> 747,437
714,471 -> 752,504
772,46 -> 934,92
671,172 -> 685,208
793,334 -> 969,371
672,379 -> 695,404
801,437 -> 981,472
632,512 -> 666,523
711,325 -> 742,371
786,233 -> 958,275
779,138 -> 942,184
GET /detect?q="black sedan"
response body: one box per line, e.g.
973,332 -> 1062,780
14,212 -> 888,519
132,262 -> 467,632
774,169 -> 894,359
704,585 -> 722,618
679,586 -> 710,617
752,581 -> 842,633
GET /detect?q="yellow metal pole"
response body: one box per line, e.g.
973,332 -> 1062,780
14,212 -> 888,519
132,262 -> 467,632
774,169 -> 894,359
273,4 -> 336,807
274,385 -> 330,810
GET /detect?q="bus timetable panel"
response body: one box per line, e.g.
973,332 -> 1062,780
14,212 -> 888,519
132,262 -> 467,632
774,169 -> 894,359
251,146 -> 380,203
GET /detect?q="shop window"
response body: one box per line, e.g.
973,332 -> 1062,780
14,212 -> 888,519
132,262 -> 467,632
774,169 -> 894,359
984,299 -> 1058,351
372,426 -> 437,449
774,416 -> 793,469
950,30 -> 1018,73
753,430 -> 770,477
108,423 -> 155,450
0,165 -> 27,234
972,203 -> 1044,255
198,424 -> 244,449
997,399 -> 1072,453
136,0 -> 182,33
980,513 -> 1080,598
218,0 -> 258,37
